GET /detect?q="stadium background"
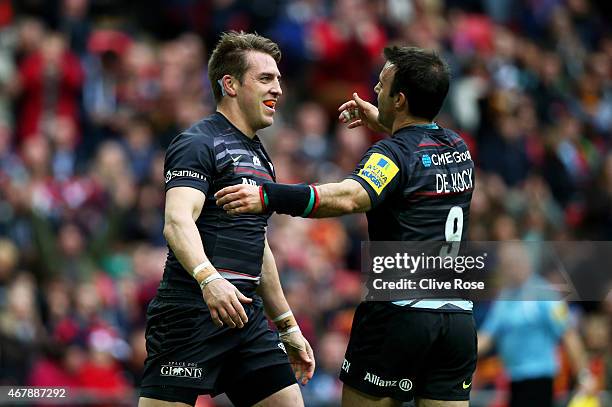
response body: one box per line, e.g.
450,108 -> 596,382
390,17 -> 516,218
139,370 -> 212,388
0,0 -> 610,405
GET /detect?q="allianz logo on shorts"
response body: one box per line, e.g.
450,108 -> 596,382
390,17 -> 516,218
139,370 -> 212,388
363,372 -> 412,392
342,359 -> 351,373
160,364 -> 203,379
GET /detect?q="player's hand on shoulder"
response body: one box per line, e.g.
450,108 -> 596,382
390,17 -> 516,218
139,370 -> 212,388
202,277 -> 252,329
215,184 -> 263,215
281,331 -> 315,385
338,92 -> 389,133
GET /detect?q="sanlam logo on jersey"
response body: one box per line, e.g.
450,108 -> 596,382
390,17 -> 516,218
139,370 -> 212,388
357,153 -> 399,195
165,169 -> 206,183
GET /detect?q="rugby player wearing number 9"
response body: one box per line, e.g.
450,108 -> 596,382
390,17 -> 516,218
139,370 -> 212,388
216,47 -> 476,407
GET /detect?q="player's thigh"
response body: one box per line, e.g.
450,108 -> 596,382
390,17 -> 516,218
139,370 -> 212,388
224,363 -> 298,407
415,398 -> 469,407
340,303 -> 437,403
139,384 -> 200,406
253,383 -> 303,407
342,384 -> 402,407
140,295 -> 237,395
418,313 -> 476,401
138,397 -> 193,407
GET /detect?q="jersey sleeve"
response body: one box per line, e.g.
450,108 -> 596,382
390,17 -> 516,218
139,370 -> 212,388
347,141 -> 402,208
164,133 -> 214,194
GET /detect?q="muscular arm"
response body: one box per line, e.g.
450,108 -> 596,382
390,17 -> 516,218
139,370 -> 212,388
164,187 -> 209,275
311,179 -> 372,217
165,186 -> 252,328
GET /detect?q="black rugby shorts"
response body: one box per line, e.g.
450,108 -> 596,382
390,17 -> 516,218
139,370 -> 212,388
139,289 -> 295,406
339,302 -> 477,402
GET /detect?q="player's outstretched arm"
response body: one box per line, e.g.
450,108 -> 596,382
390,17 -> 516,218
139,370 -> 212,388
338,92 -> 391,134
309,179 -> 371,217
165,187 -> 252,328
258,237 -> 315,385
215,179 -> 371,217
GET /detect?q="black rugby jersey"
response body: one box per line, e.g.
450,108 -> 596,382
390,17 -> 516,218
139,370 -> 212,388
162,112 -> 276,291
348,124 -> 474,311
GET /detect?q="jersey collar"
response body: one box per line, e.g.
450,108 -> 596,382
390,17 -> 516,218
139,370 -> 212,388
410,122 -> 439,130
215,112 -> 262,144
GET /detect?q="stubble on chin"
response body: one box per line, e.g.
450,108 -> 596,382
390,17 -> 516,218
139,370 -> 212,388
377,112 -> 388,128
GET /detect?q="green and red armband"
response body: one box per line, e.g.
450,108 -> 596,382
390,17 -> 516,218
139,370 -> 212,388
259,186 -> 269,211
260,183 -> 320,217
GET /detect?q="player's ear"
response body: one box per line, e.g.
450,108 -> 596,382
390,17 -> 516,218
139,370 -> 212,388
395,92 -> 407,111
219,75 -> 238,97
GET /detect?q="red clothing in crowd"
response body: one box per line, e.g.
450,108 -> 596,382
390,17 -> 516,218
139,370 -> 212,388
78,360 -> 129,396
308,18 -> 386,114
28,358 -> 80,387
18,50 -> 83,142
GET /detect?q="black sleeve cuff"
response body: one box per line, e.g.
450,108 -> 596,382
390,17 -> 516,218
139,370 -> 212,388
165,179 -> 210,196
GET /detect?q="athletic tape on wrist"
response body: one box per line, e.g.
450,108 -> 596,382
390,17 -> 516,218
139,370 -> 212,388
272,310 -> 293,322
199,272 -> 223,290
192,260 -> 212,278
279,326 -> 301,337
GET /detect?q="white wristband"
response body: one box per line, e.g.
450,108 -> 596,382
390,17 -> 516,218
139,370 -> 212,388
279,326 -> 301,337
192,261 -> 212,279
272,310 -> 293,323
199,272 -> 223,291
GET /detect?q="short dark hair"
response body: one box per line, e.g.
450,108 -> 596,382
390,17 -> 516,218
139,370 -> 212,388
383,46 -> 450,121
208,31 -> 282,103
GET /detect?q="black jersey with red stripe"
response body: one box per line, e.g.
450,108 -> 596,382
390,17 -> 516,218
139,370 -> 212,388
348,124 -> 473,242
162,112 -> 276,291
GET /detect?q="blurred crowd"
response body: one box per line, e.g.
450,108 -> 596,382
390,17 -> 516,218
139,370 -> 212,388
0,0 -> 610,405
